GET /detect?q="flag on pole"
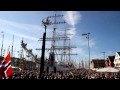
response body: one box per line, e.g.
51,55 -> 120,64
0,57 -> 5,79
0,52 -> 12,79
0,65 -> 4,79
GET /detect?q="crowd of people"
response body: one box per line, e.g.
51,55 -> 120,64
7,68 -> 120,79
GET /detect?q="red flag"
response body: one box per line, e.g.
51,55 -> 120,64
0,66 -> 4,79
3,52 -> 12,79
0,57 -> 5,79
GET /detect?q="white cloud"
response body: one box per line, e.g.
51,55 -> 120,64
0,18 -> 45,57
63,11 -> 81,26
67,27 -> 76,39
0,27 -> 39,42
71,35 -> 96,48
0,18 -> 58,58
0,18 -> 42,31
62,11 -> 98,62
5,39 -> 20,45
63,11 -> 82,40
80,39 -> 96,48
13,32 -> 38,42
0,18 -> 29,30
72,48 -> 83,55
0,18 -> 45,42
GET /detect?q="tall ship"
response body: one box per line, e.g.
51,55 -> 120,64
1,12 -> 78,72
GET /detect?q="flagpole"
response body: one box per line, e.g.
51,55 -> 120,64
1,32 -> 4,57
11,34 -> 14,66
7,45 -> 10,54
11,34 -> 14,58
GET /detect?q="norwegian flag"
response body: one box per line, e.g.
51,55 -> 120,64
0,57 -> 5,79
0,52 -> 12,79
0,65 -> 4,79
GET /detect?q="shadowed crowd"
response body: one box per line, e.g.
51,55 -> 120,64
7,68 -> 120,79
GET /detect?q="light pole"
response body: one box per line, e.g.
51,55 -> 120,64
102,52 -> 106,60
82,33 -> 90,69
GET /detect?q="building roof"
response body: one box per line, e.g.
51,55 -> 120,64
91,59 -> 105,64
117,52 -> 120,56
108,56 -> 115,62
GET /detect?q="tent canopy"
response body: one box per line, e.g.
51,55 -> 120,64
96,67 -> 119,72
12,66 -> 22,71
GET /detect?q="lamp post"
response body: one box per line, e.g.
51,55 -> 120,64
82,33 -> 90,69
101,52 -> 106,60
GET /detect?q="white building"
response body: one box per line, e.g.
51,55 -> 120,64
114,52 -> 120,67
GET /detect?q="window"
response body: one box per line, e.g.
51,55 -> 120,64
116,63 -> 120,66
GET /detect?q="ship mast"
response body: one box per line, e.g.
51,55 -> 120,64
19,39 -> 24,70
37,12 -> 77,70
58,27 -> 77,65
11,34 -> 14,58
20,12 -> 78,71
36,13 -> 66,72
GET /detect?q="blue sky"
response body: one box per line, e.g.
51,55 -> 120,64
0,11 -> 120,64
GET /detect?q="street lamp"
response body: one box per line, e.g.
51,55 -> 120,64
82,33 -> 90,69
